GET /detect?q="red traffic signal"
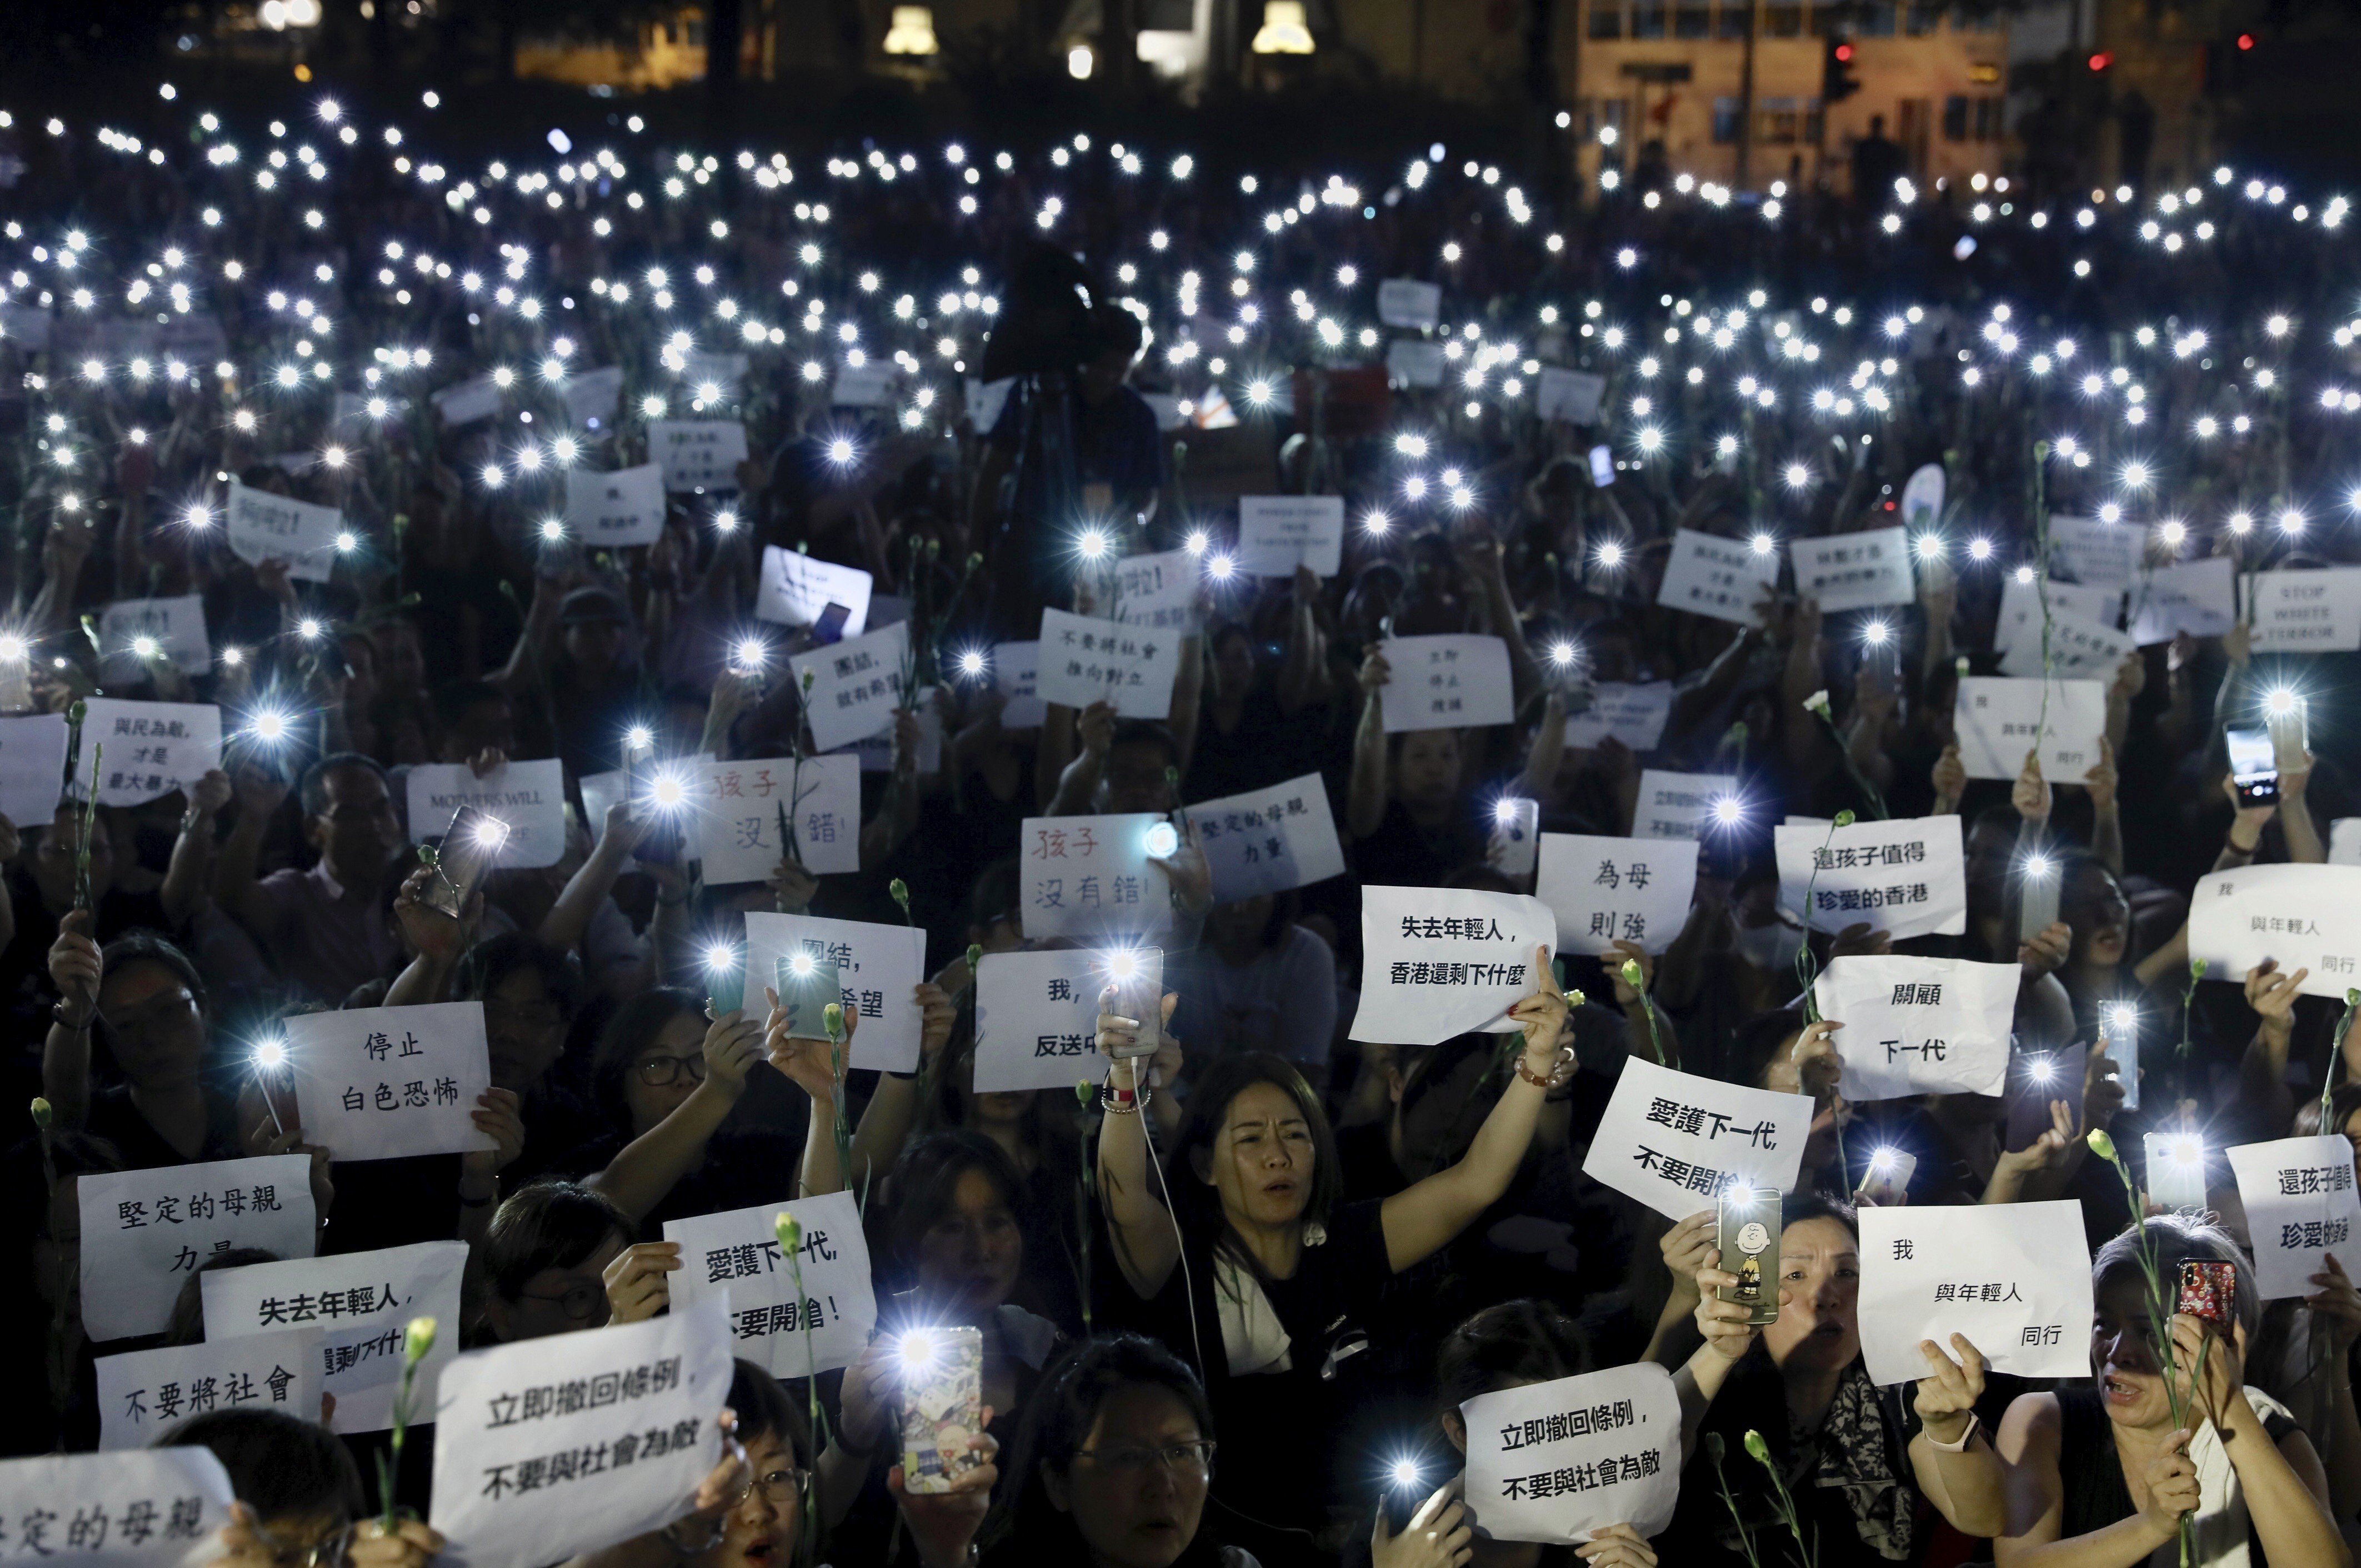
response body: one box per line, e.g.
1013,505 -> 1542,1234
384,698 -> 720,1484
1834,42 -> 1854,61
2237,32 -> 2254,48
2088,50 -> 2113,71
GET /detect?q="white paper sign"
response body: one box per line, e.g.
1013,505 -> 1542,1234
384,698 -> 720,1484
840,687 -> 943,774
407,758 -> 568,869
1856,1202 -> 2094,1386
1536,834 -> 1698,956
964,376 -> 1016,433
203,1241 -> 467,1434
790,620 -> 908,753
1580,1059 -> 1814,1221
2333,819 -> 2361,867
1387,339 -> 1445,388
2250,568 -> 2361,653
2227,1136 -> 2361,1299
648,419 -> 750,492
1535,367 -> 1608,426
740,913 -> 928,1073
100,597 -> 211,681
433,373 -> 502,428
1994,574 -> 2120,662
1462,1365 -> 1680,1545
830,362 -> 896,408
1998,610 -> 2135,679
578,752 -> 716,869
987,641 -> 1045,728
0,712 -> 68,827
1109,549 -> 1200,632
1791,527 -> 1914,613
225,480 -> 343,583
1348,886 -> 1553,1045
0,1449 -> 237,1567
682,350 -> 750,399
1657,529 -> 1778,626
1900,463 -> 1945,527
97,1329 -> 324,1450
1184,773 -> 1347,902
75,700 -> 222,808
1632,769 -> 1739,841
1020,813 -> 1174,940
756,546 -> 873,637
1377,278 -> 1442,329
1378,635 -> 1515,733
282,1003 -> 498,1163
429,1299 -> 731,1568
2189,863 -> 2361,999
2047,514 -> 2139,589
564,464 -> 667,547
1037,608 -> 1182,719
1563,683 -> 1674,753
563,365 -> 624,427
1813,955 -> 2014,1100
1952,677 -> 2106,782
78,1155 -> 317,1343
974,946 -> 1162,1093
1237,495 -> 1345,578
1774,815 -> 1968,940
2129,557 -> 2238,644
663,1191 -> 878,1376
694,755 -> 861,881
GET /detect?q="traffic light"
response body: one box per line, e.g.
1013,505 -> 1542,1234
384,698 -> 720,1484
1823,33 -> 1861,103
2088,50 -> 2113,71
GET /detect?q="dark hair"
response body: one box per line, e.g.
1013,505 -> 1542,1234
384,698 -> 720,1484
589,986 -> 706,1131
2095,1213 -> 2259,1342
2295,1083 -> 2361,1139
1728,1007 -> 1809,1093
1782,1190 -> 1859,1238
874,1131 -> 1027,1293
1107,720 -> 1180,774
967,858 -> 1021,940
158,1408 -> 367,1523
726,1357 -> 814,1470
456,931 -> 583,1020
981,1334 -> 1222,1568
1163,1054 -> 1341,1283
98,929 -> 210,1020
1435,1300 -> 1590,1419
298,752 -> 390,816
166,1248 -> 284,1346
484,1180 -> 632,1303
431,680 -> 511,732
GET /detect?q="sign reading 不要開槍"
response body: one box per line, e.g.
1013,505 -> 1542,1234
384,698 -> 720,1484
1580,1059 -> 1813,1222
1378,635 -> 1515,733
739,913 -> 928,1073
1534,834 -> 1698,957
1461,1364 -> 1680,1545
1773,815 -> 1967,940
1348,886 -> 1553,1045
1813,955 -> 2015,1100
2227,1136 -> 2361,1299
1656,530 -> 1778,627
0,1447 -> 238,1568
973,946 -> 1163,1094
202,1240 -> 467,1434
97,1329 -> 324,1450
78,1155 -> 317,1343
1952,677 -> 2106,782
1856,1201 -> 2094,1385
2188,862 -> 2361,999
662,1191 -> 878,1377
1019,813 -> 1174,941
281,1003 -> 499,1163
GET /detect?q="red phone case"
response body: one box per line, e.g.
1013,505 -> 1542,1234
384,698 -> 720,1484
2178,1260 -> 2237,1327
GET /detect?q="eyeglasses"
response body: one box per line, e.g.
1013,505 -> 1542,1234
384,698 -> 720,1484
98,989 -> 200,1038
633,1053 -> 707,1087
517,1281 -> 606,1321
1073,1440 -> 1216,1477
253,1520 -> 354,1567
736,1466 -> 808,1507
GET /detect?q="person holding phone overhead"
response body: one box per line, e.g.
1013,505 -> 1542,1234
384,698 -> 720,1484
1092,948 -> 1575,1560
1992,1214 -> 2348,1568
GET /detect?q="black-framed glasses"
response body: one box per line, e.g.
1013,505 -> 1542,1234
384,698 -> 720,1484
1073,1440 -> 1215,1477
633,1053 -> 708,1087
737,1466 -> 808,1507
253,1520 -> 354,1567
518,1281 -> 606,1321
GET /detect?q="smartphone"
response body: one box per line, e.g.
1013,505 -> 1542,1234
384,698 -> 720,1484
1488,798 -> 1540,878
2178,1260 -> 2238,1329
1715,1188 -> 1780,1326
1588,444 -> 1615,488
1103,947 -> 1165,1059
421,805 -> 507,920
898,1326 -> 986,1495
2005,1044 -> 2085,1151
2226,726 -> 2280,807
811,602 -> 852,646
2146,1131 -> 2210,1211
2016,848 -> 2062,949
1855,1148 -> 1918,1207
773,951 -> 843,1040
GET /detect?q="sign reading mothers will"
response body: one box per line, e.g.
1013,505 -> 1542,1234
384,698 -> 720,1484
78,1155 -> 316,1342
1952,677 -> 2107,782
1856,1201 -> 2094,1386
1535,834 -> 1699,956
1631,770 -> 1739,841
99,596 -> 211,681
663,1191 -> 878,1377
1790,527 -> 1914,613
1562,683 -> 1674,753
1020,814 -> 1174,941
693,755 -> 861,880
1657,529 -> 1778,627
97,1329 -> 324,1450
1348,886 -> 1554,1045
0,713 -> 69,827
202,1241 -> 467,1434
756,547 -> 873,637
974,946 -> 1164,1094
1037,609 -> 1182,719
562,464 -> 667,548
406,759 -> 567,869
1461,1364 -> 1680,1545
1183,774 -> 1347,902
1378,635 -> 1516,733
429,1300 -> 731,1568
2188,863 -> 2361,999
281,1003 -> 498,1163
225,480 -> 343,583
1773,815 -> 1967,940
739,913 -> 928,1073
1580,1059 -> 1813,1221
1237,495 -> 1346,578
0,1448 -> 238,1568
2227,1136 -> 2361,1299
647,419 -> 749,492
1813,955 -> 2015,1100
76,699 -> 222,807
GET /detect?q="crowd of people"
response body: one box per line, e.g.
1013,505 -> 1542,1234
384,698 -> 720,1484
4,62 -> 2361,1568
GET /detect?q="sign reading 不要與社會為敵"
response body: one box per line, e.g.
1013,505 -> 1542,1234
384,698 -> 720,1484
1630,769 -> 1740,841
1461,1364 -> 1680,1545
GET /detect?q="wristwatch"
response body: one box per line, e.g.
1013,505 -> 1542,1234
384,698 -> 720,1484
1921,1412 -> 1980,1452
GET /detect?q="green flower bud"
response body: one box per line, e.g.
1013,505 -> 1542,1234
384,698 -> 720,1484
823,1002 -> 845,1039
1704,1433 -> 1725,1465
1076,1081 -> 1094,1106
1743,1430 -> 1771,1464
30,1096 -> 52,1131
775,1213 -> 801,1255
2348,988 -> 2359,1008
1834,809 -> 1857,828
967,943 -> 984,976
67,699 -> 86,727
2190,958 -> 2208,979
1565,989 -> 1588,1010
1620,959 -> 1645,989
889,877 -> 912,911
2085,1128 -> 2118,1162
403,1316 -> 437,1364
1727,721 -> 1749,742
417,843 -> 438,865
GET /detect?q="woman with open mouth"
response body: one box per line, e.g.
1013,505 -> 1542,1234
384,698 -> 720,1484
1989,1214 -> 2348,1568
